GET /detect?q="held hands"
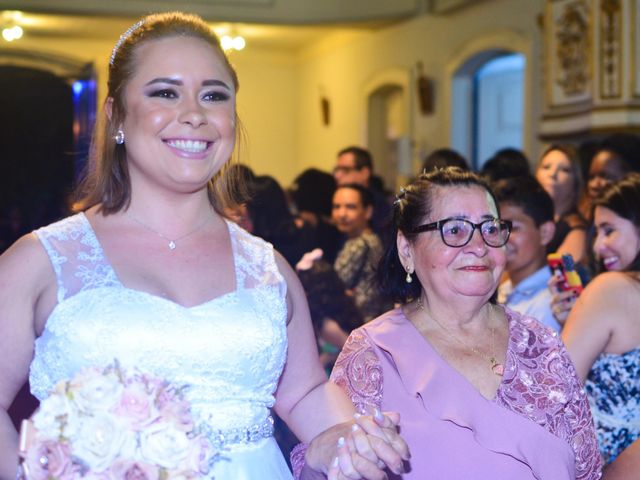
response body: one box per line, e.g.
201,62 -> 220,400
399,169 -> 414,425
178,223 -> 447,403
548,275 -> 579,326
306,409 -> 410,480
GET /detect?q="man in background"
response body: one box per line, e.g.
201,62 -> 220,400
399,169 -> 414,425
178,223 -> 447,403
333,146 -> 391,237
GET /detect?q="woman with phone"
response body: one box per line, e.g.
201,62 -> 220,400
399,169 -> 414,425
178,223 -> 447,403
561,173 -> 640,465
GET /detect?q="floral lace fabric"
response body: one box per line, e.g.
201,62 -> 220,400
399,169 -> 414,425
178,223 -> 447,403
30,213 -> 293,478
326,308 -> 602,480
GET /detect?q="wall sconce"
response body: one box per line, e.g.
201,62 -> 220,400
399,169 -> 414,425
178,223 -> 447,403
416,62 -> 434,115
319,87 -> 330,126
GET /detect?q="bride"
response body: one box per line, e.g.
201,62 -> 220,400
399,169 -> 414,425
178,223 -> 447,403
0,12 -> 408,480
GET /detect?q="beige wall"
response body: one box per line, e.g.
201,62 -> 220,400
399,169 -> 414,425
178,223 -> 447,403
1,0 -> 545,189
295,0 -> 545,184
2,33 -> 301,184
229,48 -> 298,183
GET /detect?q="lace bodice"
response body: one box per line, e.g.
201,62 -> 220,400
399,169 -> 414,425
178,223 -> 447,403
29,213 -> 288,443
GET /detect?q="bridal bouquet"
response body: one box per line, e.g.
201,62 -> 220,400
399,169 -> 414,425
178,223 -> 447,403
18,362 -> 215,479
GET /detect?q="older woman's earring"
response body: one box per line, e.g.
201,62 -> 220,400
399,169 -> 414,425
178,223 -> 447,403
405,267 -> 413,284
114,129 -> 125,145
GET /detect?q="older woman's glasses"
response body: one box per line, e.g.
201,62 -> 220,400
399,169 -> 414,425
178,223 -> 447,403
411,218 -> 512,248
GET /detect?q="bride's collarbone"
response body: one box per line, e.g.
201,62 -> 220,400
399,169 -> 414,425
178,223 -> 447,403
111,249 -> 235,302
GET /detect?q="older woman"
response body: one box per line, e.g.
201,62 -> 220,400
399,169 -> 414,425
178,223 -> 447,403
329,168 -> 602,479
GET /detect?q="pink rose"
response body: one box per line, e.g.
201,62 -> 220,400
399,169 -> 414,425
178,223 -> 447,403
141,375 -> 165,393
112,383 -> 156,430
156,388 -> 193,431
22,439 -> 73,480
109,460 -> 159,480
185,435 -> 214,475
154,385 -> 179,410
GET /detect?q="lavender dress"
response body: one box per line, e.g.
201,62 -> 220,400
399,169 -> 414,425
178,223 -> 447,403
294,307 -> 602,480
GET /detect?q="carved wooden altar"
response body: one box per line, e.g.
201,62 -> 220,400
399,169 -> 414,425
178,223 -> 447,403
541,0 -> 640,139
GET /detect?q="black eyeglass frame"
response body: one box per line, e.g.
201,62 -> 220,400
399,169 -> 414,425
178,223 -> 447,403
410,217 -> 512,248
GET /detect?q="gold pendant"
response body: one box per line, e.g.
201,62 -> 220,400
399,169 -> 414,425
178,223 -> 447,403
489,356 -> 504,376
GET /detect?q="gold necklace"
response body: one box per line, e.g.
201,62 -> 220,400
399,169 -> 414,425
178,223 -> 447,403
128,213 -> 210,251
416,298 -> 504,376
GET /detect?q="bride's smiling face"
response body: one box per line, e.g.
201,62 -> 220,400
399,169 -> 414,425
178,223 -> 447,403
119,35 -> 237,193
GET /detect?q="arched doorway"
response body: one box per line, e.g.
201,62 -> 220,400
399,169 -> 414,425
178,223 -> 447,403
475,53 -> 525,168
364,68 -> 412,193
368,84 -> 405,192
451,49 -> 526,170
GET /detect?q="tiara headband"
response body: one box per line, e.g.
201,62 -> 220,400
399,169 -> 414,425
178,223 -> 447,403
110,19 -> 146,66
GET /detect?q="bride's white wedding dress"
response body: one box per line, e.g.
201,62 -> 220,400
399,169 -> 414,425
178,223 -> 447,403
29,213 -> 293,479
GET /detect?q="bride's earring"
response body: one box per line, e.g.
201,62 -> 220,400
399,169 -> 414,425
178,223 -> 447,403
114,129 -> 125,145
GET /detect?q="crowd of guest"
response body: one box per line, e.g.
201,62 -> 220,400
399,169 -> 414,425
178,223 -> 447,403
5,129 -> 640,478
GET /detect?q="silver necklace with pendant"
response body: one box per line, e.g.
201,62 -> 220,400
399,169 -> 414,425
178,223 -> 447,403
128,213 -> 210,250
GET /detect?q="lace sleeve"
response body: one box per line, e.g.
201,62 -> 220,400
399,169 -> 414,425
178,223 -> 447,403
330,329 -> 383,412
290,330 -> 383,480
499,314 -> 603,480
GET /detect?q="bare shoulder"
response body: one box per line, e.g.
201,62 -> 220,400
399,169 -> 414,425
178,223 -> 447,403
0,232 -> 53,288
0,233 -> 56,319
584,271 -> 639,300
571,272 -> 639,324
273,249 -> 297,283
576,271 -> 640,345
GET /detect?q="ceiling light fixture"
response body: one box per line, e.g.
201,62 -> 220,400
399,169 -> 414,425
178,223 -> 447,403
2,10 -> 24,42
2,24 -> 22,42
220,33 -> 245,51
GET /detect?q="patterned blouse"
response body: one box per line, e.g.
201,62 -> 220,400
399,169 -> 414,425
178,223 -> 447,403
333,231 -> 391,322
292,307 -> 602,479
585,347 -> 640,464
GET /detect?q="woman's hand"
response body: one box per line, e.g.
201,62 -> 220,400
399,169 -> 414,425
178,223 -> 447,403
548,275 -> 579,327
305,410 -> 410,480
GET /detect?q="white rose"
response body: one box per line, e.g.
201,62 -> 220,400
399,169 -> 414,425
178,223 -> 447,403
72,412 -> 131,472
32,394 -> 77,440
71,372 -> 123,412
139,423 -> 191,470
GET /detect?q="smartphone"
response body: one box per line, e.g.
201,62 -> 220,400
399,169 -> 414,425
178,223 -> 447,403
547,253 -> 583,295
